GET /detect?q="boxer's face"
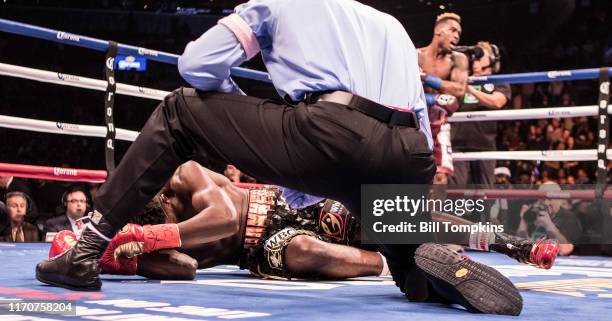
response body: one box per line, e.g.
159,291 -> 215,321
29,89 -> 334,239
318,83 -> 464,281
435,19 -> 461,51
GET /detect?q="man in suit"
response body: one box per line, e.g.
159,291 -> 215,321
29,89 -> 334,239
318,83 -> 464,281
44,186 -> 89,239
1,191 -> 39,242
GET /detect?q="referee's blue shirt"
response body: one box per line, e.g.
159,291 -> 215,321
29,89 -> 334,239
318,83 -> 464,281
178,0 -> 432,147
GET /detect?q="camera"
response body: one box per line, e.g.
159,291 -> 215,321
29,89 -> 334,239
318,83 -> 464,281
453,45 -> 485,63
523,201 -> 550,223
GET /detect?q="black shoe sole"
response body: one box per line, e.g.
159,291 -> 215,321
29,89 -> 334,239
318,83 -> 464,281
36,270 -> 101,292
415,243 -> 523,316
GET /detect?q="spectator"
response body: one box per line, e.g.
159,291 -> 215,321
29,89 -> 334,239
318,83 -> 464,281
0,175 -> 39,224
516,182 -> 582,255
0,192 -> 39,242
576,168 -> 591,184
44,186 -> 89,239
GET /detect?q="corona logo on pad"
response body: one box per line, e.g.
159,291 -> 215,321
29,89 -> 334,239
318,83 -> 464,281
137,47 -> 159,56
53,167 -> 78,177
548,110 -> 571,117
55,122 -> 79,130
466,114 -> 486,119
57,73 -> 80,82
547,70 -> 572,79
56,31 -> 80,42
470,76 -> 488,82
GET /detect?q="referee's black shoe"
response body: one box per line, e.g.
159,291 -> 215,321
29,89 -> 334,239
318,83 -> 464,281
415,243 -> 523,316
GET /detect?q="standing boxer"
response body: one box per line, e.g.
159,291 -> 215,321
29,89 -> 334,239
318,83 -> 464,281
418,12 -> 469,184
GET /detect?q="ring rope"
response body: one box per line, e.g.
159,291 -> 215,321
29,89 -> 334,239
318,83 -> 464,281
2,113 -> 607,162
449,105 -> 611,122
469,68 -> 612,85
447,188 -> 612,200
0,62 -> 169,100
453,149 -> 612,162
1,18 -> 610,166
0,114 -> 139,141
0,18 -> 610,86
0,61 -> 609,162
1,61 -> 609,124
0,18 -> 272,83
1,162 -> 608,200
0,162 -> 106,183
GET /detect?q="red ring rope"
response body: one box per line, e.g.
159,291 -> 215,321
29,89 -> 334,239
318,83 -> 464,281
1,162 -> 609,200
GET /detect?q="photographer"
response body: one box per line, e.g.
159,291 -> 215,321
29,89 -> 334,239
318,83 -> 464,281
450,42 -> 510,186
516,183 -> 582,256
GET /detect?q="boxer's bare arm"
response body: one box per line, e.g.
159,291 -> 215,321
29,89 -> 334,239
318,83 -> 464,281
418,49 -> 468,97
171,161 -> 240,248
136,250 -> 198,280
440,52 -> 468,97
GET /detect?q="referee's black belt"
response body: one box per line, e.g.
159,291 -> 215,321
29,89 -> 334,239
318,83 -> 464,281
306,91 -> 419,129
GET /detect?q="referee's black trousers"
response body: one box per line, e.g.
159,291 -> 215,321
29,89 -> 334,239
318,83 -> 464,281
96,88 -> 435,271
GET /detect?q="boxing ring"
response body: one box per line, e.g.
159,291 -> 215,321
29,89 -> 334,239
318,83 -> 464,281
1,18 -> 612,320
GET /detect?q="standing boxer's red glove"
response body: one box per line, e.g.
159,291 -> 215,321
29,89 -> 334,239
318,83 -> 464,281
435,94 -> 459,115
48,230 -> 78,259
111,223 -> 181,259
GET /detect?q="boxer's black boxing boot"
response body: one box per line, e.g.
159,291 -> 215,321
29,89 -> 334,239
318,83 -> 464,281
36,211 -> 117,291
415,243 -> 523,316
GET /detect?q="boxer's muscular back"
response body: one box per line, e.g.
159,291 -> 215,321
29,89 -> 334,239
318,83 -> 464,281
166,161 -> 245,221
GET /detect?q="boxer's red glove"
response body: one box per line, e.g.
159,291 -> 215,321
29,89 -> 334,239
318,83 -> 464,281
100,225 -> 141,275
48,230 -> 77,259
435,94 -> 459,115
111,223 -> 181,259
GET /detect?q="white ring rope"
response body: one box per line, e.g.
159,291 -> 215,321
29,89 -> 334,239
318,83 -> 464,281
449,105 -> 612,122
1,113 -> 607,161
1,62 -> 610,163
2,61 -> 609,122
0,62 -> 169,100
454,149 -> 612,161
0,114 -> 139,141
